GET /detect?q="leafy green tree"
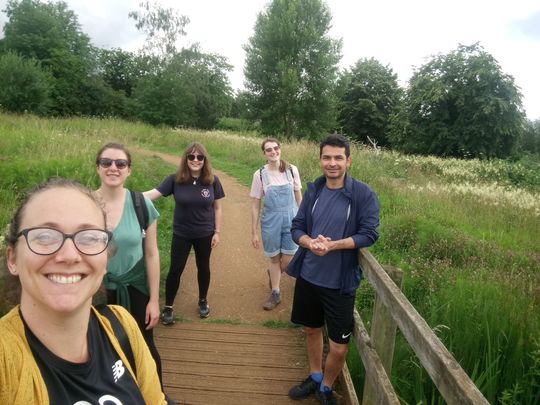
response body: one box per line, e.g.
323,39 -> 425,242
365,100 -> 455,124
520,119 -> 540,154
1,0 -> 96,115
338,58 -> 403,146
390,43 -> 525,159
244,0 -> 341,138
0,51 -> 52,114
98,48 -> 140,97
132,47 -> 233,128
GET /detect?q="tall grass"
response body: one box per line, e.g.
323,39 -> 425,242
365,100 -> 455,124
0,113 -> 539,403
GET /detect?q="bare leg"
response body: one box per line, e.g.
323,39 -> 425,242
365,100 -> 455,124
305,326 -> 324,373
279,253 -> 293,273
321,339 -> 348,388
269,254 -> 281,290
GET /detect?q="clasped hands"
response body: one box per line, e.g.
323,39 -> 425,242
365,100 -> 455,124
307,234 -> 333,256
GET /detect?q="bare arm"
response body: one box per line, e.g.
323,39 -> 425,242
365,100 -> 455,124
211,199 -> 222,248
251,197 -> 262,249
143,221 -> 160,329
143,189 -> 162,201
294,189 -> 302,207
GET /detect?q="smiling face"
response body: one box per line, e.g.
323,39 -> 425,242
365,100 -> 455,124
6,187 -> 108,315
96,147 -> 131,188
186,148 -> 206,176
263,141 -> 281,163
320,145 -> 351,185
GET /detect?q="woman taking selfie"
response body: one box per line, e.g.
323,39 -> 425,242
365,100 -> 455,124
1,178 -> 166,404
145,142 -> 224,323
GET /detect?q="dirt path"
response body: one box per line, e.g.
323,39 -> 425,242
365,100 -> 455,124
137,148 -> 296,324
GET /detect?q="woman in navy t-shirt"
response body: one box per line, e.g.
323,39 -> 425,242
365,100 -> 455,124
145,142 -> 225,322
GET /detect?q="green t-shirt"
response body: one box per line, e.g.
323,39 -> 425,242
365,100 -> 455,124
105,190 -> 159,301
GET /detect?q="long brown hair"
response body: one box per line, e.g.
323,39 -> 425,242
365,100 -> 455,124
175,142 -> 214,185
261,138 -> 289,173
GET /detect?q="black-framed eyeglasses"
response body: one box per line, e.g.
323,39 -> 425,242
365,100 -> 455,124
98,158 -> 130,169
264,146 -> 280,153
17,227 -> 113,256
187,154 -> 205,161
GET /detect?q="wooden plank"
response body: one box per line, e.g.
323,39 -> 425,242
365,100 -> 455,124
362,265 -> 403,405
353,311 -> 401,404
155,322 -> 329,404
359,248 -> 489,405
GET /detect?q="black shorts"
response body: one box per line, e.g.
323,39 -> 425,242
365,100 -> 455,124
291,277 -> 356,344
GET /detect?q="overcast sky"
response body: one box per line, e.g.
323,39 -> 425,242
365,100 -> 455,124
1,0 -> 539,120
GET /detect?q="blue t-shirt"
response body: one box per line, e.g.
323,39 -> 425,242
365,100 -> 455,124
300,186 -> 350,288
157,174 -> 225,239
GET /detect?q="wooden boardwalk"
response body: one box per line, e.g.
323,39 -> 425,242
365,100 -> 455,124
154,322 -> 347,405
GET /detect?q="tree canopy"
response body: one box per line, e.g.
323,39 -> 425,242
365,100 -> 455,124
338,58 -> 402,146
1,0 -> 96,115
390,43 -> 525,159
243,0 -> 341,138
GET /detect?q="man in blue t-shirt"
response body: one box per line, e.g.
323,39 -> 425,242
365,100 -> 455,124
287,134 -> 380,405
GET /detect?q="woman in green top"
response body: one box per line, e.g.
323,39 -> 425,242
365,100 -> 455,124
95,143 -> 163,383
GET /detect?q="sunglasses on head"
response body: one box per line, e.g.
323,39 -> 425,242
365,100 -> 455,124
264,145 -> 280,153
98,158 -> 129,169
187,154 -> 205,161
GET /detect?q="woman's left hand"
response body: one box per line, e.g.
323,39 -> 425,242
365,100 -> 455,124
211,233 -> 220,248
145,300 -> 160,330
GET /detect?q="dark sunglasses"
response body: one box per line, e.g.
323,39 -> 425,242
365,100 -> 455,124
264,145 -> 280,153
98,158 -> 129,169
187,154 -> 205,161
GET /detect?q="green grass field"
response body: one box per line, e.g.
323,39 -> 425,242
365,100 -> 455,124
0,112 -> 538,404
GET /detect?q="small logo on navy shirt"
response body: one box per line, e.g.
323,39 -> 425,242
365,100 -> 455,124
201,189 -> 210,198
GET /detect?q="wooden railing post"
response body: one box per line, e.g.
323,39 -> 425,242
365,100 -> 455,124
362,265 -> 403,405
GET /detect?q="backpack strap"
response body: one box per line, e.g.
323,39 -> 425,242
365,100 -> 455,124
96,304 -> 137,376
130,190 -> 149,236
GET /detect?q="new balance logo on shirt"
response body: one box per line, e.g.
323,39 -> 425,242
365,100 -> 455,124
112,360 -> 125,382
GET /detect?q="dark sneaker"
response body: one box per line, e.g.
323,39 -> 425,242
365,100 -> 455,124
263,290 -> 281,310
161,307 -> 174,325
315,389 -> 337,405
288,376 -> 319,400
198,299 -> 210,318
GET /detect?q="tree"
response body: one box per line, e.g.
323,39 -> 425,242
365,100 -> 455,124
1,0 -> 96,115
128,1 -> 189,60
337,58 -> 403,146
390,43 -> 525,159
98,48 -> 140,97
0,51 -> 52,114
520,119 -> 540,154
132,47 -> 233,128
244,0 -> 341,138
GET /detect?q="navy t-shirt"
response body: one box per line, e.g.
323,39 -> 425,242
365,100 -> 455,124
157,174 -> 225,238
300,186 -> 350,289
25,312 -> 146,405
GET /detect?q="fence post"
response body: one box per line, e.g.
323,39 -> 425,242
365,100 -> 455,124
362,265 -> 403,405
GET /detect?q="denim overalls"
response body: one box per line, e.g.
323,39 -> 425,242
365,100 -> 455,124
260,167 -> 298,257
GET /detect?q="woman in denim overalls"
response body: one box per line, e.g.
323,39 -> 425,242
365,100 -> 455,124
250,138 -> 302,310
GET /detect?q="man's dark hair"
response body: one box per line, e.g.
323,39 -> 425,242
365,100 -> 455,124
319,134 -> 350,157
